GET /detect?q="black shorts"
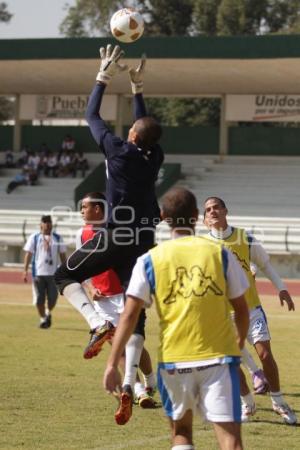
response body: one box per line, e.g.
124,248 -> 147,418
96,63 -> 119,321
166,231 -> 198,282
55,229 -> 153,294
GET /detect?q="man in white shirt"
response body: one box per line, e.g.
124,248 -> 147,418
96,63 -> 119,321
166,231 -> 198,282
23,215 -> 67,329
203,196 -> 297,426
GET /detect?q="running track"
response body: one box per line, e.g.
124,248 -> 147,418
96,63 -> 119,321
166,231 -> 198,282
1,270 -> 300,295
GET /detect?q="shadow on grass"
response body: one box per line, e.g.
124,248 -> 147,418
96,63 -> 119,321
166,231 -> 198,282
283,392 -> 300,398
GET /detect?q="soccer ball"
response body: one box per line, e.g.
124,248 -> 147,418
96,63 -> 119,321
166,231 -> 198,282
110,8 -> 144,43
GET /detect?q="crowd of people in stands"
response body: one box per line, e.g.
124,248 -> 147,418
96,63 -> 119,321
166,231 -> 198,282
2,134 -> 90,194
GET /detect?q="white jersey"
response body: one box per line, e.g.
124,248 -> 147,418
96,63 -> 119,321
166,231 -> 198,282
23,232 -> 66,276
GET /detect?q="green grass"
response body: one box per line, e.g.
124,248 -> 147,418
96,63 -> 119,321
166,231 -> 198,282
0,284 -> 299,450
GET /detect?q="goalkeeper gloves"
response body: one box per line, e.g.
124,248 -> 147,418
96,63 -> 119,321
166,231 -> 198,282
128,54 -> 146,94
96,44 -> 127,85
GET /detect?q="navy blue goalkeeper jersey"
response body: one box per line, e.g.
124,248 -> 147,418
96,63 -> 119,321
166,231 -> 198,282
85,83 -> 164,237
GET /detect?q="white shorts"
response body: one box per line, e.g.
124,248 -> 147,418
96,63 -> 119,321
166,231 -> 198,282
93,293 -> 124,327
247,306 -> 271,345
157,362 -> 241,423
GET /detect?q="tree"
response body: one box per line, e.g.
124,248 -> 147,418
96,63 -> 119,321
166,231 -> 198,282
60,0 -> 140,37
0,2 -> 12,22
60,0 -> 193,37
0,3 -> 13,123
143,0 -> 193,36
192,0 -> 222,36
192,0 -> 300,36
217,0 -> 246,35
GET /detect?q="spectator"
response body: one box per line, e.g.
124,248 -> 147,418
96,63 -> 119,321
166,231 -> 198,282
6,167 -> 28,194
44,151 -> 58,177
72,151 -> 89,178
18,145 -> 30,167
4,148 -> 15,168
61,134 -> 76,152
58,150 -> 71,176
27,151 -> 40,172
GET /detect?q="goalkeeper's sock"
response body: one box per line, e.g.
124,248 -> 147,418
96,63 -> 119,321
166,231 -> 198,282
63,283 -> 104,330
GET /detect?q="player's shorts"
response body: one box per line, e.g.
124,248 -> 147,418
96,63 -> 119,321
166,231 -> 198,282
247,306 -> 271,345
93,293 -> 124,327
93,294 -> 146,336
157,362 -> 241,423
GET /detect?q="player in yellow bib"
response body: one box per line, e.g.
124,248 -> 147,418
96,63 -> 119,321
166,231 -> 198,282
203,196 -> 297,426
103,188 -> 250,450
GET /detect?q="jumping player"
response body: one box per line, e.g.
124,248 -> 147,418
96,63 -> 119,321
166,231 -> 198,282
55,44 -> 163,417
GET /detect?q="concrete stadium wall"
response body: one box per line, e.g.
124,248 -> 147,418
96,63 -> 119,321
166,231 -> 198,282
1,125 -> 300,155
1,243 -> 299,279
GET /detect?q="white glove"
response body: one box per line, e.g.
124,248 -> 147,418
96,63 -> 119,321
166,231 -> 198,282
128,54 -> 146,94
96,44 -> 127,85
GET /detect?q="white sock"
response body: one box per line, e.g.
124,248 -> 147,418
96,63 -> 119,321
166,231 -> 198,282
241,393 -> 255,407
270,391 -> 284,406
134,382 -> 145,398
241,347 -> 259,375
172,445 -> 194,450
123,333 -> 144,389
143,372 -> 156,389
63,283 -> 104,330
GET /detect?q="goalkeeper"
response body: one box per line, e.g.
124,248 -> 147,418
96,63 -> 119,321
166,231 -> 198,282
55,45 -> 163,396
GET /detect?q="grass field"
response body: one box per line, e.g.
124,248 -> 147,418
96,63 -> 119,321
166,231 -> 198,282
0,283 -> 299,450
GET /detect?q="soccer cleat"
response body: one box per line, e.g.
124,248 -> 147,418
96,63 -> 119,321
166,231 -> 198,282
45,314 -> 52,328
252,369 -> 269,395
39,317 -> 50,329
241,402 -> 256,422
138,389 -> 156,409
272,402 -> 297,425
83,321 -> 115,359
115,385 -> 133,425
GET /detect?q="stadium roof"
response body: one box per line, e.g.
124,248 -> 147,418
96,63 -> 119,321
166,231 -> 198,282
1,35 -> 300,96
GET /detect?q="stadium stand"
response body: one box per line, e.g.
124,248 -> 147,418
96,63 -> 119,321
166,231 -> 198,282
0,153 -> 101,210
0,155 -> 300,277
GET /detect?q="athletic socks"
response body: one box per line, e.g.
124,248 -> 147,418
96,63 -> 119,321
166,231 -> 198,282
134,382 -> 145,399
270,391 -> 285,406
172,445 -> 194,450
123,333 -> 144,389
63,282 -> 105,330
241,393 -> 255,407
143,371 -> 156,390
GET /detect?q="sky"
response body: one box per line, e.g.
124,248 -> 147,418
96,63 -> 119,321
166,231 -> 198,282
0,0 -> 74,39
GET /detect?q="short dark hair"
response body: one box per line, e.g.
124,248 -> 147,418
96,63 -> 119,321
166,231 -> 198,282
82,192 -> 106,212
162,187 -> 198,228
41,215 -> 52,223
204,197 -> 227,209
133,116 -> 162,151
